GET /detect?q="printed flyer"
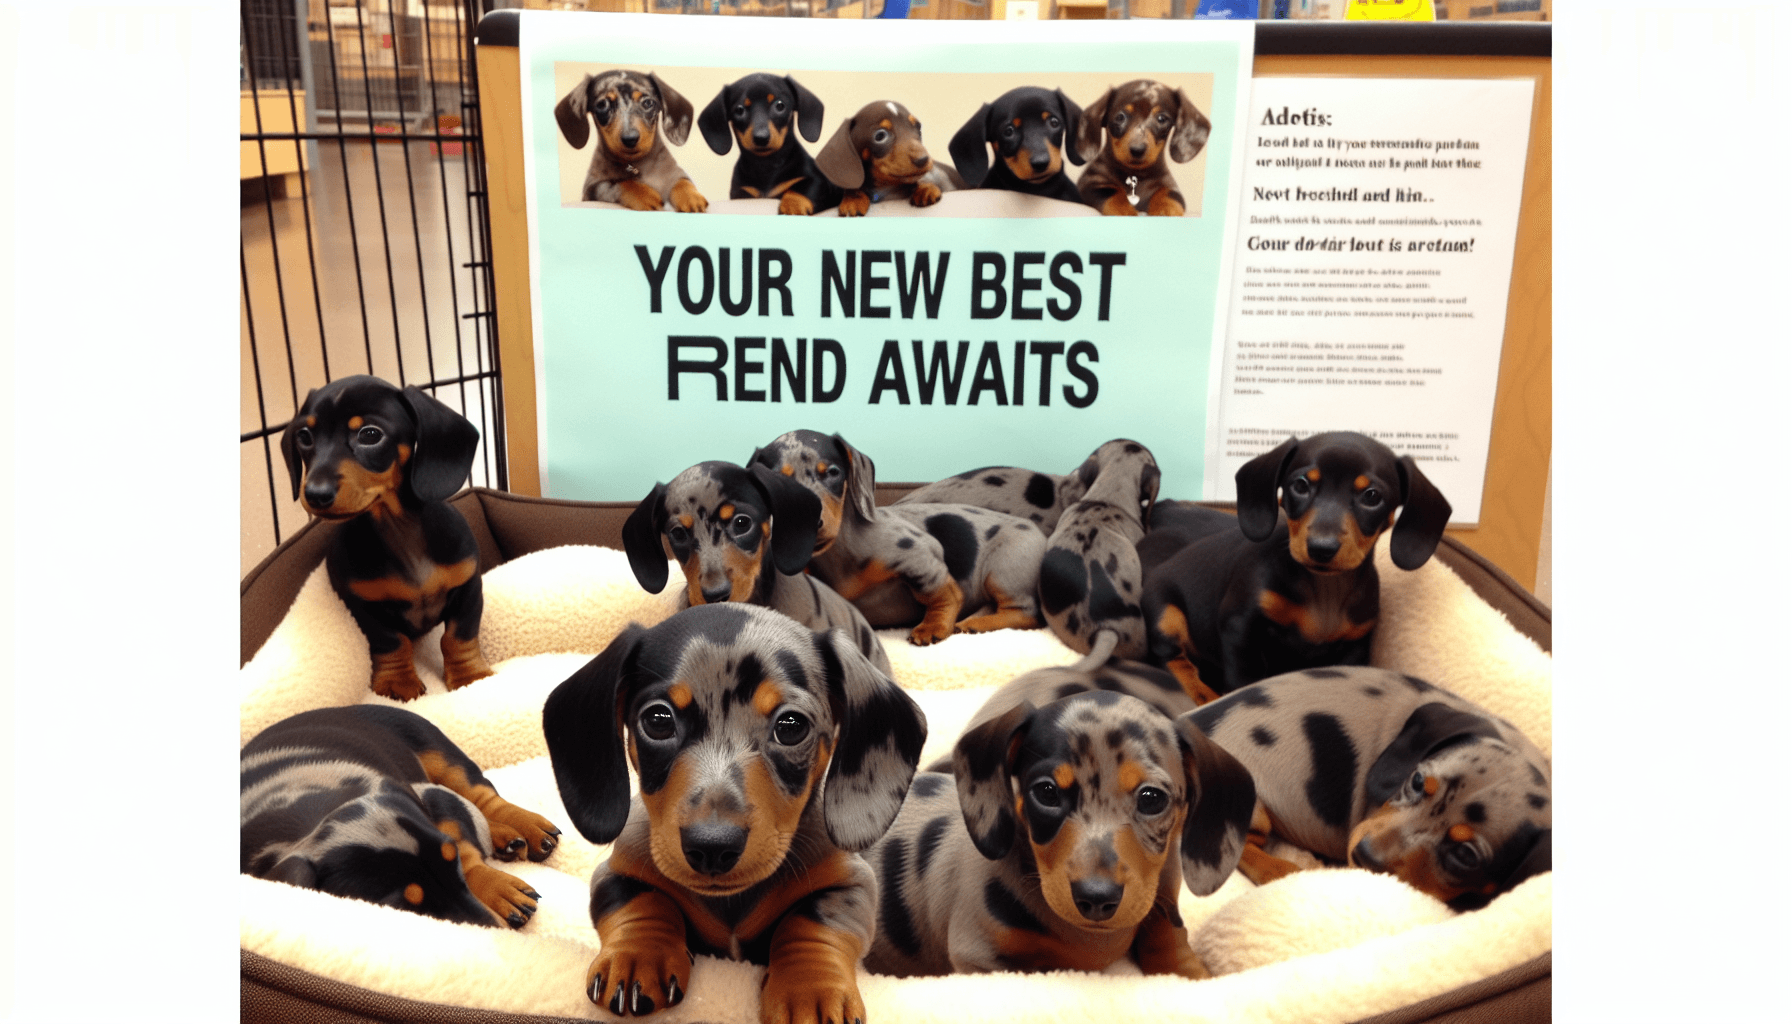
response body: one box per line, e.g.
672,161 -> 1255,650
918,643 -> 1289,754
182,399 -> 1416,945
1209,76 -> 1536,522
517,12 -> 1255,499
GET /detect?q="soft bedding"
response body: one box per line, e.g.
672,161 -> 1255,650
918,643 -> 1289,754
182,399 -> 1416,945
240,541 -> 1551,1023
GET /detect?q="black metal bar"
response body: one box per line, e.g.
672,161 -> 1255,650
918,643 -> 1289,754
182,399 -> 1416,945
242,249 -> 284,547
270,0 -> 332,383
319,4 -> 378,375
386,0 -> 439,389
420,0 -> 476,452
461,0 -> 502,489
353,0 -> 409,386
240,7 -> 303,418
459,310 -> 494,320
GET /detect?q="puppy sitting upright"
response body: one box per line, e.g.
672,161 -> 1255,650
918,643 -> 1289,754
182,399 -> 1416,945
543,603 -> 926,1022
1140,432 -> 1453,703
281,375 -> 488,701
814,100 -> 964,216
698,73 -> 840,216
948,86 -> 1085,205
864,688 -> 1253,977
556,69 -> 706,212
1075,80 -> 1211,217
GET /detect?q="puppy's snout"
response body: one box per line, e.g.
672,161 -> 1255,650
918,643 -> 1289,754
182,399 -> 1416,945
1129,139 -> 1149,160
304,480 -> 338,509
752,126 -> 771,148
1030,151 -> 1052,173
911,152 -> 931,169
1069,878 -> 1123,922
1351,837 -> 1384,872
620,128 -> 641,150
1304,534 -> 1341,564
681,823 -> 747,876
699,582 -> 732,605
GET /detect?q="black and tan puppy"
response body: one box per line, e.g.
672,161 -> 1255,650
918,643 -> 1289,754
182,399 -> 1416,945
864,687 -> 1252,977
280,375 -> 490,701
1038,439 -> 1161,665
621,460 -> 893,675
242,704 -> 559,927
814,100 -> 964,216
948,86 -> 1085,205
556,70 -> 706,211
697,73 -> 840,216
1188,667 -> 1551,910
750,430 -> 1046,647
1140,432 -> 1452,703
1075,79 -> 1210,217
543,603 -> 926,1022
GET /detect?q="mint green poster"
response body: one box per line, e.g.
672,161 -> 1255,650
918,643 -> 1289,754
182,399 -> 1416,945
516,13 -> 1253,500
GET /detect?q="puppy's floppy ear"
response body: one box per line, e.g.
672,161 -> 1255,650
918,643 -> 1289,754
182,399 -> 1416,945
948,104 -> 992,188
648,72 -> 694,147
698,86 -> 734,155
1448,825 -> 1550,911
1173,713 -> 1255,895
1364,701 -> 1505,807
750,463 -> 821,575
1168,88 -> 1212,164
1501,827 -> 1551,892
951,700 -> 1034,860
1234,435 -> 1299,542
1138,462 -> 1161,528
555,75 -> 594,150
263,854 -> 318,890
621,482 -> 672,594
831,433 -> 879,523
543,626 -> 646,845
279,388 -> 318,501
785,76 -> 826,144
1076,86 -> 1113,165
398,386 -> 480,504
816,629 -> 926,852
1388,455 -> 1452,570
1055,89 -> 1086,166
815,114 -> 867,189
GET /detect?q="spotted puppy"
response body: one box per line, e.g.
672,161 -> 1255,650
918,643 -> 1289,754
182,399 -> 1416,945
948,86 -> 1085,205
864,687 -> 1253,977
242,704 -> 560,927
621,460 -> 892,675
556,70 -> 706,211
281,375 -> 489,701
815,100 -> 965,216
543,603 -> 926,1022
1075,79 -> 1210,217
750,430 -> 1046,646
1187,667 -> 1551,909
893,438 -> 1149,533
1038,440 -> 1161,665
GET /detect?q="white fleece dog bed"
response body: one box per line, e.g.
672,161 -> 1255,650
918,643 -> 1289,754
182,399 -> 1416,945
240,542 -> 1551,1023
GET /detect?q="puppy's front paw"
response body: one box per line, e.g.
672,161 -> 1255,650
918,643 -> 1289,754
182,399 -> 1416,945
671,178 -> 708,213
1146,190 -> 1186,217
838,191 -> 871,217
618,180 -> 666,211
761,970 -> 865,1024
1101,192 -> 1140,217
779,192 -> 815,216
369,660 -> 426,702
587,940 -> 690,1016
464,863 -> 540,929
907,622 -> 953,646
910,182 -> 942,207
486,803 -> 562,862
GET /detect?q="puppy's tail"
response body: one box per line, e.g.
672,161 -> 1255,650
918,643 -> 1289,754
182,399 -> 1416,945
1070,629 -> 1121,673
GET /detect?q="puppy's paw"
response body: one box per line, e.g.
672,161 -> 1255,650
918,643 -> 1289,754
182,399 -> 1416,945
671,178 -> 708,213
440,637 -> 493,691
464,863 -> 540,929
761,971 -> 865,1024
907,622 -> 954,646
778,192 -> 815,216
1146,190 -> 1186,217
486,803 -> 562,862
369,662 -> 426,702
587,940 -> 690,1016
1101,191 -> 1140,217
618,180 -> 666,211
910,181 -> 942,207
838,191 -> 870,217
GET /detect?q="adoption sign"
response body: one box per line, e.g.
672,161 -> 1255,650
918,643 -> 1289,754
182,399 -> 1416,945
517,13 -> 1254,501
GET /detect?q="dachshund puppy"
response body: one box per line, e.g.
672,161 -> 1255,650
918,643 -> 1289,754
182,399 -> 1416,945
1075,80 -> 1210,217
697,73 -> 841,216
1140,432 -> 1452,703
864,687 -> 1252,977
280,375 -> 489,701
1187,667 -> 1551,910
948,86 -> 1085,205
242,704 -> 559,927
1038,440 -> 1161,666
814,100 -> 964,216
621,460 -> 892,675
750,430 -> 1046,646
893,438 -> 1146,534
542,603 -> 926,1022
556,69 -> 706,212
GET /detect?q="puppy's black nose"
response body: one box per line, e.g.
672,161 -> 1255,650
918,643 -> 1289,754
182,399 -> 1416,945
304,481 -> 337,509
752,127 -> 771,147
681,823 -> 747,877
1305,534 -> 1341,563
699,583 -> 732,605
1030,152 -> 1051,173
1070,878 -> 1123,922
1130,141 -> 1149,160
1352,837 -> 1385,872
620,129 -> 640,149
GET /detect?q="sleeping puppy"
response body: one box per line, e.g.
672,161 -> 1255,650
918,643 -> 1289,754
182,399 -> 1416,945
1075,79 -> 1210,217
621,460 -> 893,675
814,100 -> 965,216
242,705 -> 560,928
697,72 -> 841,216
1187,667 -> 1551,910
556,69 -> 706,211
892,438 -> 1141,534
543,603 -> 926,1022
1038,439 -> 1161,666
948,86 -> 1085,205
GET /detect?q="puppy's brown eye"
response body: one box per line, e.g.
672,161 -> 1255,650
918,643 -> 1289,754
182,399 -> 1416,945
1409,771 -> 1426,795
772,711 -> 809,745
1136,786 -> 1169,816
356,426 -> 384,446
666,524 -> 689,545
730,514 -> 754,535
1443,843 -> 1482,873
1360,488 -> 1383,507
772,99 -> 786,114
1287,477 -> 1311,498
641,97 -> 657,111
1113,113 -> 1127,128
1047,116 -> 1061,131
294,427 -> 314,448
639,704 -> 676,741
1031,779 -> 1061,808
872,129 -> 890,145
1157,112 -> 1170,125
